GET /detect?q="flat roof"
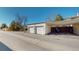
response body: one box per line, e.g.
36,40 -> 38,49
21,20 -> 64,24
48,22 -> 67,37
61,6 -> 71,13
27,22 -> 46,25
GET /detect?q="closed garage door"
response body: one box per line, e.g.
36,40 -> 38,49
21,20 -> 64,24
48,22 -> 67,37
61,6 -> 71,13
36,26 -> 45,34
30,27 -> 35,33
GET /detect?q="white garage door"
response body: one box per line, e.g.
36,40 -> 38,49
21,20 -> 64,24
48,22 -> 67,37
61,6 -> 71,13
36,26 -> 45,34
30,27 -> 35,33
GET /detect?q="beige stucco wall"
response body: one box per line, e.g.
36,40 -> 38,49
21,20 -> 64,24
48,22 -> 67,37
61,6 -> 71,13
45,24 -> 51,34
73,23 -> 79,35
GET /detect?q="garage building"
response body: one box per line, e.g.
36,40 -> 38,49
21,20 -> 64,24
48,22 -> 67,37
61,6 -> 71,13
27,16 -> 79,35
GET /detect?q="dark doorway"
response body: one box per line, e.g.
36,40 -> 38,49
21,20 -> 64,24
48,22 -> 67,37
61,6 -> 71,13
50,26 -> 73,34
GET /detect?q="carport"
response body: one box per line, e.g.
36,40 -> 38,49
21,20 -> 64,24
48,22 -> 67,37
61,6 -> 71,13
47,20 -> 74,34
50,26 -> 74,34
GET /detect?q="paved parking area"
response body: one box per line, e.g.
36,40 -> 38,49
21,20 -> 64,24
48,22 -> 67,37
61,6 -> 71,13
0,31 -> 79,51
12,32 -> 79,51
0,31 -> 48,51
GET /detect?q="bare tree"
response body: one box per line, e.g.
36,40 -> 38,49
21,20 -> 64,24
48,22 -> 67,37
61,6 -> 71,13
15,14 -> 28,32
22,16 -> 28,32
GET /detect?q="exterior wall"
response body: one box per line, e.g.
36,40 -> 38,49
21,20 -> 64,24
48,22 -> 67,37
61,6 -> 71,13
27,25 -> 35,34
27,20 -> 79,35
27,23 -> 49,35
29,26 -> 35,34
73,23 -> 79,35
45,24 -> 51,34
36,26 -> 45,34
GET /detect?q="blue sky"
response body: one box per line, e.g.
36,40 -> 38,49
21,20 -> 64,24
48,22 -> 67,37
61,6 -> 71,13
0,7 -> 79,26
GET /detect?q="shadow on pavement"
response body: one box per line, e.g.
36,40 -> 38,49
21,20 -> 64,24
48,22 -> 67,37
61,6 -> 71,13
0,42 -> 12,51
